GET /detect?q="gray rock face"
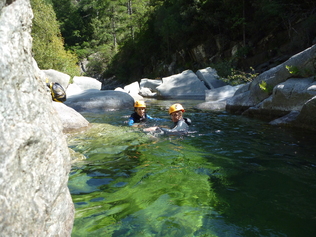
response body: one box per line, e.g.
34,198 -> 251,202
226,44 -> 316,130
156,70 -> 208,99
52,102 -> 90,133
196,84 -> 243,111
140,78 -> 162,91
0,1 -> 74,236
66,76 -> 102,97
42,69 -> 71,90
254,77 -> 316,112
65,89 -> 135,113
196,67 -> 226,89
227,44 -> 316,114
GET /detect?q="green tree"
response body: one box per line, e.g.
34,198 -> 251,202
31,0 -> 80,77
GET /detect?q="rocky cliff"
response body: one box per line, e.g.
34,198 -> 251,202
0,0 -> 74,236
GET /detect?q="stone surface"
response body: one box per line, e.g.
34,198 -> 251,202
226,44 -> 316,130
156,70 -> 208,99
0,1 -> 74,236
295,96 -> 316,130
66,76 -> 102,97
139,87 -> 157,97
205,84 -> 243,101
52,102 -> 90,133
42,69 -> 71,90
140,78 -> 162,91
65,89 -> 135,113
196,67 -> 226,89
124,81 -> 140,95
256,77 -> 316,112
196,101 -> 227,111
227,44 -> 316,113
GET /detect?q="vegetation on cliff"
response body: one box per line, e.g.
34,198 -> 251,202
31,0 -> 80,77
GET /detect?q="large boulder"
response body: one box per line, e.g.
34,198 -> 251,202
156,70 -> 208,99
139,87 -> 157,97
227,44 -> 316,114
140,78 -> 162,91
66,76 -> 101,96
52,102 -> 90,133
243,77 -> 316,119
196,67 -> 227,89
0,1 -> 74,236
42,69 -> 71,90
65,89 -> 134,113
197,85 -> 243,111
124,81 -> 140,95
295,96 -> 316,130
205,84 -> 243,101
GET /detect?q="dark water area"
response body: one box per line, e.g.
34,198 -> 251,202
68,100 -> 316,237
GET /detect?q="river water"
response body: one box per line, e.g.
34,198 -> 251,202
67,99 -> 316,237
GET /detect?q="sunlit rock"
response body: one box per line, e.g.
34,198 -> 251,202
42,69 -> 71,90
227,44 -> 316,114
156,70 -> 208,99
196,67 -> 226,89
245,77 -> 316,118
140,78 -> 162,91
0,1 -> 74,236
65,89 -> 134,112
124,81 -> 140,95
205,84 -> 243,101
52,102 -> 89,133
139,87 -> 157,97
197,85 -> 243,111
66,76 -> 101,97
196,100 -> 227,111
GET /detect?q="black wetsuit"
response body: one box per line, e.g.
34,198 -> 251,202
160,118 -> 191,135
129,112 -> 148,125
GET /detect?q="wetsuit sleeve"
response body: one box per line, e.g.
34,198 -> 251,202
159,120 -> 189,135
128,117 -> 134,126
147,114 -> 168,121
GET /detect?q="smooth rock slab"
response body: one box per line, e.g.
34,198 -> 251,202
65,89 -> 134,113
156,70 -> 208,99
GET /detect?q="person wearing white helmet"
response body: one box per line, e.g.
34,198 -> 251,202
128,100 -> 160,127
144,103 -> 191,135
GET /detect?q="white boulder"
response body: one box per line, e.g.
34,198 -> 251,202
42,69 -> 70,90
52,102 -> 89,133
140,78 -> 162,91
196,67 -> 226,89
156,70 -> 208,99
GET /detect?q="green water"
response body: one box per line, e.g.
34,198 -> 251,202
68,100 -> 316,237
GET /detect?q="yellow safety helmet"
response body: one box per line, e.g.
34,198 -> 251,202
134,100 -> 146,108
169,103 -> 185,114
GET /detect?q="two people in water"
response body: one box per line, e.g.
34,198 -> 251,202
129,101 -> 191,135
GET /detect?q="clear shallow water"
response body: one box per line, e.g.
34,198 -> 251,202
68,100 -> 316,237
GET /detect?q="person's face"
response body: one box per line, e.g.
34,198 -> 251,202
136,107 -> 146,117
170,111 -> 182,123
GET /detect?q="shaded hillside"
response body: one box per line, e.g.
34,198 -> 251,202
104,0 -> 316,83
49,0 -> 316,84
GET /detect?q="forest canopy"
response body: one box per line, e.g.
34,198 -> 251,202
31,0 -> 316,83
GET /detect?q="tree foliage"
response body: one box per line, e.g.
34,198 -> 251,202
44,0 -> 316,82
31,0 -> 80,77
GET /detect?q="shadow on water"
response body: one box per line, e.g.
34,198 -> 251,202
68,100 -> 316,237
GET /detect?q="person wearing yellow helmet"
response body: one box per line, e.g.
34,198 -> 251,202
128,100 -> 163,126
144,103 -> 191,135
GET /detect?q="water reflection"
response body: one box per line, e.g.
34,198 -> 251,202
68,100 -> 316,237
